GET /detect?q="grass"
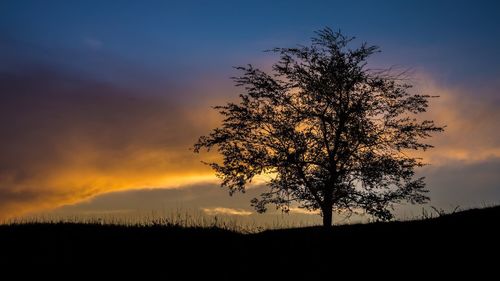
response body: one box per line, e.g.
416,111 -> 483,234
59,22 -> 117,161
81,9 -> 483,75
0,205 -> 498,278
5,208 -> 323,233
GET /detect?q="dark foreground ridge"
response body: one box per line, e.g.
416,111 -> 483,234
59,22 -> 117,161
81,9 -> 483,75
1,206 -> 498,278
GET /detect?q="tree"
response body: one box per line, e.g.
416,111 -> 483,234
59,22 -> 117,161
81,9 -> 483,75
194,28 -> 444,228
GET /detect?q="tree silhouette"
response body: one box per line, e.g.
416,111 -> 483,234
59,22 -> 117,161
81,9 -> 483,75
194,28 -> 444,227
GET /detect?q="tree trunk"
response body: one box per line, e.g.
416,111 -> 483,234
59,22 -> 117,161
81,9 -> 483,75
322,187 -> 333,228
322,208 -> 333,228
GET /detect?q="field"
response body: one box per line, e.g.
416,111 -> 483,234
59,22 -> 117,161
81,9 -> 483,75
1,206 -> 498,278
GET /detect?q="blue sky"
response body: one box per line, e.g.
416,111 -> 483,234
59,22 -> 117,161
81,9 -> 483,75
2,0 -> 500,83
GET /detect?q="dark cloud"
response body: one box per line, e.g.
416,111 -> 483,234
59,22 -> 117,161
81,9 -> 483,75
424,158 -> 500,207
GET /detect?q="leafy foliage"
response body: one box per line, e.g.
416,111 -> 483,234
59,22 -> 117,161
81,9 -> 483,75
194,28 -> 444,226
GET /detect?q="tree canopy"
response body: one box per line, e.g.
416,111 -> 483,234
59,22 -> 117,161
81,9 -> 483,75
194,28 -> 444,227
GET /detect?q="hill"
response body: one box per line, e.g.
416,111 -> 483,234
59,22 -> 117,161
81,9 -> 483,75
0,206 -> 498,278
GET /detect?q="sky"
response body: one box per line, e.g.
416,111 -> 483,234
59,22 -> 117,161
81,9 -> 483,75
1,0 -> 500,224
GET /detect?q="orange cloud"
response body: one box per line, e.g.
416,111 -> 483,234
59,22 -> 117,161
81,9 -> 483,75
202,207 -> 253,216
412,73 -> 500,165
0,67 -> 222,220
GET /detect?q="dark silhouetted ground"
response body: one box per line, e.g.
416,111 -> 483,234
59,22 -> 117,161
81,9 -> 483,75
0,206 -> 498,278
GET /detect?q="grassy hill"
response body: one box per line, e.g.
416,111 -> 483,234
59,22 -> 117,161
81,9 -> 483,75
0,206 -> 498,278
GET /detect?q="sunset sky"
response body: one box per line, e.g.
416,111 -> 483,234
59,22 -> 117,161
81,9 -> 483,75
1,0 -> 499,223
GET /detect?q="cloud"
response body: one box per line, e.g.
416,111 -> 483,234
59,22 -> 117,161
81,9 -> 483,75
49,183 -> 260,214
411,74 -> 500,165
202,207 -> 253,216
0,54 -> 221,220
84,37 -> 103,50
288,207 -> 320,215
423,158 -> 500,207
